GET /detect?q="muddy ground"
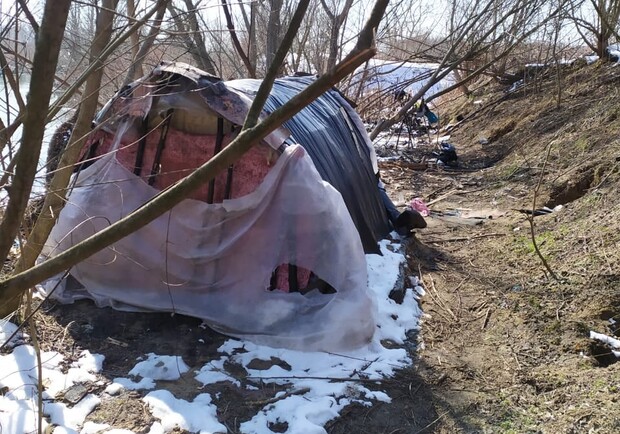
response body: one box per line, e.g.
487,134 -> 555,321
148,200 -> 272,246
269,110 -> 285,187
25,61 -> 620,433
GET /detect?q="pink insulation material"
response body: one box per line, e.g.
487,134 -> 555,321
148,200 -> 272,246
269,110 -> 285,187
82,128 -> 311,291
84,128 -> 272,203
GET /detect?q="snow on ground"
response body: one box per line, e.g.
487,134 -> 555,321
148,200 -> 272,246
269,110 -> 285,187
0,240 -> 424,434
590,331 -> 620,358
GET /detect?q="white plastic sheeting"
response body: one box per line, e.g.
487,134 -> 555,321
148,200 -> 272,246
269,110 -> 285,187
40,144 -> 376,352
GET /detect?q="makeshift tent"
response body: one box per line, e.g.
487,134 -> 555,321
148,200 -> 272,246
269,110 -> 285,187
40,62 -> 392,351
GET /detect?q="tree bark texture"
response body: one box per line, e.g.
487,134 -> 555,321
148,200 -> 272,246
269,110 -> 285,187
5,0 -> 121,317
0,0 -> 72,274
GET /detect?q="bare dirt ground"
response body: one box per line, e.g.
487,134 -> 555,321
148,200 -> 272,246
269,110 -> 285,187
21,61 -> 620,433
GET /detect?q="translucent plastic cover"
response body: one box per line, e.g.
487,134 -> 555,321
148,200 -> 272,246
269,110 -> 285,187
39,64 -> 390,351
40,145 -> 376,351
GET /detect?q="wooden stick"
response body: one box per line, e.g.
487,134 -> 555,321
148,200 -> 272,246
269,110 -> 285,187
482,307 -> 491,330
425,233 -> 506,243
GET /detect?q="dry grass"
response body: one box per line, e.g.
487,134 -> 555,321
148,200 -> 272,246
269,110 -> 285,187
383,60 -> 620,433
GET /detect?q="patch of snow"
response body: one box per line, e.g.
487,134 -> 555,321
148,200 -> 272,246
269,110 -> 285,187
0,319 -> 25,349
143,390 -> 227,434
110,376 -> 156,391
585,55 -> 599,64
46,394 -> 101,433
104,382 -> 125,395
80,421 -> 111,433
0,240 -> 423,433
76,351 -> 105,373
195,357 -> 241,387
128,354 -> 189,381
590,331 -> 620,349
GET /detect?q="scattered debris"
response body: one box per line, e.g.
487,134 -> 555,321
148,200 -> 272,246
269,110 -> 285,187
516,205 -> 563,216
590,331 -> 620,358
433,142 -> 458,167
409,197 -> 430,217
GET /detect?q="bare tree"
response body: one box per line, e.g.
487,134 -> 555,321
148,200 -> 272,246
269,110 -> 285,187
368,0 -> 567,140
318,0 -> 355,72
11,0 -> 121,314
242,0 -> 259,74
0,0 -> 177,316
167,0 -> 218,75
288,5 -> 316,72
122,0 -> 170,87
126,0 -> 142,81
266,0 -> 284,69
292,6 -> 330,73
0,0 -> 72,274
571,0 -> 620,58
221,0 -> 256,77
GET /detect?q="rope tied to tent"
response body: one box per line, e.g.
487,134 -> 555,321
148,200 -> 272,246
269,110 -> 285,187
207,117 -> 225,204
148,108 -> 174,186
207,118 -> 236,203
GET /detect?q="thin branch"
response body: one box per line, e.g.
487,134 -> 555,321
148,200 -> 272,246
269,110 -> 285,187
24,290 -> 44,433
528,140 -> 560,281
12,0 -> 120,308
221,0 -> 256,78
47,0 -> 167,123
242,0 -> 311,130
121,0 -> 169,88
16,0 -> 39,37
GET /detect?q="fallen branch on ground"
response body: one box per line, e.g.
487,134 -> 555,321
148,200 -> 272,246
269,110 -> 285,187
424,233 -> 506,243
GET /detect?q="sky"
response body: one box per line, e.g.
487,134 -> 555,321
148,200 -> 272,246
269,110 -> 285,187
0,239 -> 425,434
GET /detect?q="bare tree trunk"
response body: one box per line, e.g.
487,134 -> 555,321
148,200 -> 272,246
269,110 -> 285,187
0,0 -> 391,307
236,0 -> 257,74
0,0 -> 72,271
168,0 -> 218,75
319,0 -> 354,72
249,0 -> 258,75
126,0 -> 142,79
48,0 -> 168,122
593,0 -> 620,57
243,0 -> 311,128
122,0 -> 169,88
266,0 -> 283,70
5,0 -> 121,317
290,11 -> 313,72
221,0 -> 256,77
451,68 -> 472,96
